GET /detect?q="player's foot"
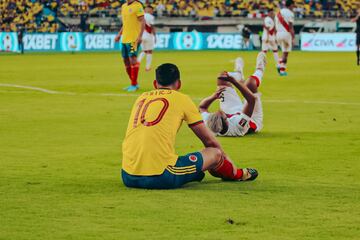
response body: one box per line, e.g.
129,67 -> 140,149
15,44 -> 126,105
145,67 -> 151,72
256,52 -> 267,71
276,66 -> 281,73
123,85 -> 139,92
234,57 -> 245,80
239,168 -> 258,181
279,71 -> 288,76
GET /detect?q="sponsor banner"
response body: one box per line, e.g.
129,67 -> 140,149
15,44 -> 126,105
23,33 -> 58,51
1,32 -> 247,52
0,32 -> 19,52
301,33 -> 356,52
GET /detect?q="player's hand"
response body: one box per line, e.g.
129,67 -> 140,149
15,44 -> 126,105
218,71 -> 236,83
136,37 -> 142,45
114,35 -> 121,42
213,86 -> 226,99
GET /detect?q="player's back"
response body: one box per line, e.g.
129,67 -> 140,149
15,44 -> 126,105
122,89 -> 202,176
275,8 -> 294,33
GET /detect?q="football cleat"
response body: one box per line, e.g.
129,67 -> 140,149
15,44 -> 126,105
255,52 -> 267,71
234,57 -> 245,80
124,85 -> 139,92
239,168 -> 258,181
279,71 -> 288,77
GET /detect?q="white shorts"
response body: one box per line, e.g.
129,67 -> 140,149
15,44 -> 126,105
220,87 -> 263,132
276,32 -> 292,52
262,40 -> 278,52
141,32 -> 155,51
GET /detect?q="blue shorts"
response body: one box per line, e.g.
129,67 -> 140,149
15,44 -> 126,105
121,152 -> 205,189
121,42 -> 140,58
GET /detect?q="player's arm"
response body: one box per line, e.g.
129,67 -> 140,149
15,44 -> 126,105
136,15 -> 145,44
152,26 -> 156,43
289,22 -> 295,40
115,26 -> 122,42
190,123 -> 223,151
199,87 -> 226,113
351,13 -> 360,22
221,72 -> 256,117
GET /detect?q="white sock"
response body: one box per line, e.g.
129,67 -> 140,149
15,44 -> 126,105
138,52 -> 145,63
253,69 -> 263,81
273,51 -> 279,67
146,54 -> 152,69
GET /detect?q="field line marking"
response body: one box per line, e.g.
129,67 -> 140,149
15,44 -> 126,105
1,83 -> 360,106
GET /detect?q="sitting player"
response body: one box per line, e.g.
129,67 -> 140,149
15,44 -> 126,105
199,52 -> 266,137
121,63 -> 258,189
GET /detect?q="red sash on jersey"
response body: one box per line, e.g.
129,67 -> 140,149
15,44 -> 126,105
277,12 -> 290,32
263,24 -> 275,35
145,24 -> 152,34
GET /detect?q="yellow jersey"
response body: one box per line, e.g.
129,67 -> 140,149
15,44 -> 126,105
122,89 -> 203,176
121,1 -> 144,43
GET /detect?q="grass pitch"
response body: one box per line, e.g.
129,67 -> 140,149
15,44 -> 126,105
0,51 -> 359,240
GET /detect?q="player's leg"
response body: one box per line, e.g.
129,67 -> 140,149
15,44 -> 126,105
126,42 -> 141,92
200,148 -> 258,181
217,58 -> 245,114
144,50 -> 153,71
279,34 -> 292,76
137,51 -> 145,63
122,43 -> 132,81
241,52 -> 266,120
270,40 -> 280,70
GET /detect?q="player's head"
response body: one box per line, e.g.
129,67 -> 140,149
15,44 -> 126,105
286,0 -> 295,9
145,5 -> 154,14
206,110 -> 228,134
154,63 -> 181,90
268,8 -> 275,18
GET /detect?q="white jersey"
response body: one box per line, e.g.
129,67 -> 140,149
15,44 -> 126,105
262,16 -> 276,41
144,13 -> 155,35
275,8 -> 294,33
201,87 -> 263,137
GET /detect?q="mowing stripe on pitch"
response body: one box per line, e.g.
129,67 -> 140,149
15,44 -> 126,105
1,83 -> 360,106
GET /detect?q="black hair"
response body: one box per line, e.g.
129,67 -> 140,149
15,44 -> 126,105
155,63 -> 180,86
146,5 -> 154,9
286,0 -> 294,7
268,7 -> 274,12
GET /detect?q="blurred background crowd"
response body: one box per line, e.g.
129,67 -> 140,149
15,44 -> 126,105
1,0 -> 359,32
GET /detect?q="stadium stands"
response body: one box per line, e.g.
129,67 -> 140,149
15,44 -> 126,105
0,0 -> 359,32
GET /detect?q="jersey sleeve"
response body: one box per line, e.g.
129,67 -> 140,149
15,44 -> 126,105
183,95 -> 203,126
136,4 -> 145,17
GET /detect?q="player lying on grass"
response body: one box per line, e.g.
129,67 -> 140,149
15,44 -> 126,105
121,63 -> 258,189
199,52 -> 266,137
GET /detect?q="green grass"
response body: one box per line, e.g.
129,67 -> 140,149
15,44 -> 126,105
1,51 -> 360,240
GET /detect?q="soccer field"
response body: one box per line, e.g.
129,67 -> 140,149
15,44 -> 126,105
1,51 -> 359,240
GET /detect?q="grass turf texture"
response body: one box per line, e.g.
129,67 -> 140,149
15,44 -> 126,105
0,51 -> 359,240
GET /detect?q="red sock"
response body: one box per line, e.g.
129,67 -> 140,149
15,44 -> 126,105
130,63 -> 139,86
209,157 -> 243,180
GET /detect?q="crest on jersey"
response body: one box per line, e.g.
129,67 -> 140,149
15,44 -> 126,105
189,155 -> 198,162
129,8 -> 133,13
239,118 -> 248,127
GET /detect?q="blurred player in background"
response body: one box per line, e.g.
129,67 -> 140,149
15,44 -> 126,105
137,5 -> 156,72
121,63 -> 258,189
351,8 -> 360,66
275,0 -> 295,76
115,0 -> 145,92
199,52 -> 266,137
262,8 -> 279,72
